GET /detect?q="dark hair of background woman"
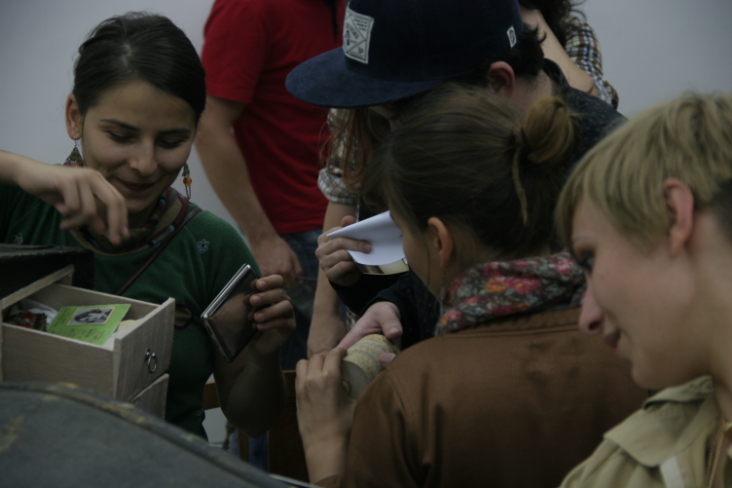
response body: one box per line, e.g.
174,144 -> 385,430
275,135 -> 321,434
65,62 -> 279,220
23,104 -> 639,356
518,0 -> 586,47
73,12 -> 206,123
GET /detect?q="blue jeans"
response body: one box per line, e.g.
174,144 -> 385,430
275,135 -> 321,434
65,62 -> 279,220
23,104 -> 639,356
278,229 -> 320,370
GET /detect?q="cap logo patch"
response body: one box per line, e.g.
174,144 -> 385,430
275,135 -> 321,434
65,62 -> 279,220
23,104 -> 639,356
507,26 -> 517,48
343,7 -> 374,64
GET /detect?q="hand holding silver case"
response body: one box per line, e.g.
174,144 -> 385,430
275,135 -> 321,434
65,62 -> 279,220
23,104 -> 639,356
201,264 -> 260,362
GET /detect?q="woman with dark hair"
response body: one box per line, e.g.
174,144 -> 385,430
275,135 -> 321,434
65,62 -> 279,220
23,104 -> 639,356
295,85 -> 645,487
0,13 -> 294,438
519,0 -> 619,107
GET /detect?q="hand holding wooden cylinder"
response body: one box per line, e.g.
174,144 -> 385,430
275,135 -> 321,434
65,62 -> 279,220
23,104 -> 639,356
341,334 -> 400,400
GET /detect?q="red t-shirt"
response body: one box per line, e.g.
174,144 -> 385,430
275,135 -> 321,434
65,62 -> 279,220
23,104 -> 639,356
201,0 -> 344,234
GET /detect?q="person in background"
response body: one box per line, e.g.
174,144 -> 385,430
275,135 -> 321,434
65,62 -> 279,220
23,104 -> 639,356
555,92 -> 732,488
295,84 -> 646,487
0,13 -> 294,439
292,0 -> 625,356
305,0 -> 621,357
519,0 -> 619,107
196,0 -> 345,370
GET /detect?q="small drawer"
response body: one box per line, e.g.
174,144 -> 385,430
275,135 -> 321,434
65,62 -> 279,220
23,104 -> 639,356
1,265 -> 174,403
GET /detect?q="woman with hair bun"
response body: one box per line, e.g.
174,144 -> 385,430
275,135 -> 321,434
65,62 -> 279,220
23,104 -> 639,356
295,85 -> 646,487
0,13 -> 294,438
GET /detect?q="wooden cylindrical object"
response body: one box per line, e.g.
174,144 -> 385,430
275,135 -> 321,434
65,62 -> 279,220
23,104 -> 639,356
341,334 -> 400,400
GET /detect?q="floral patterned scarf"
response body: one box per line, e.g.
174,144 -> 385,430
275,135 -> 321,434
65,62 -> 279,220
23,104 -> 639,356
435,252 -> 585,336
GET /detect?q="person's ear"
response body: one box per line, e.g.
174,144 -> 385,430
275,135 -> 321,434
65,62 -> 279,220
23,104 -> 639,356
663,178 -> 695,257
486,61 -> 516,99
427,217 -> 455,271
65,94 -> 83,140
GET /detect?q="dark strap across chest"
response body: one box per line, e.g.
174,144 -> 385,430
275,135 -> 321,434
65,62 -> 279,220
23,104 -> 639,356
115,207 -> 202,296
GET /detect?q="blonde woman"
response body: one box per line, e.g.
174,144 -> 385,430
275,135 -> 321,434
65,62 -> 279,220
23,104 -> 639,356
556,92 -> 732,488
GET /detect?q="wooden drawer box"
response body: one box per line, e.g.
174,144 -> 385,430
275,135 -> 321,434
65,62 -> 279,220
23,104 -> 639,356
0,265 -> 174,417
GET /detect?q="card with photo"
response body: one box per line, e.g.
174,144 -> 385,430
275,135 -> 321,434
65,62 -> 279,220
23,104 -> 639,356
46,304 -> 131,345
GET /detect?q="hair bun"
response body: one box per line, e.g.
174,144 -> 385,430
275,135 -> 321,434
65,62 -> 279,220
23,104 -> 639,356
521,96 -> 581,169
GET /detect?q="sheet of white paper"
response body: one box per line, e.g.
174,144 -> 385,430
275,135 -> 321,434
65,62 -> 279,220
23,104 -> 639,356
326,211 -> 405,266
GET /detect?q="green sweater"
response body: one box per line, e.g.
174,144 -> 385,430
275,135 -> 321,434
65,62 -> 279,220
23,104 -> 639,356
0,184 -> 258,438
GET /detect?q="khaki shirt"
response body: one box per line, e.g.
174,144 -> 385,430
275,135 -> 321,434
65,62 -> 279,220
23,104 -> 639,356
560,376 -> 732,488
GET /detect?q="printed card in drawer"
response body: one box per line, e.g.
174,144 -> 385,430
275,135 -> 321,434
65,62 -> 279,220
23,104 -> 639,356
0,265 -> 174,416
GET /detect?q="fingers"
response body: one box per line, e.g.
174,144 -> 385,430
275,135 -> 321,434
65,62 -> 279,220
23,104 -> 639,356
304,350 -> 326,378
337,302 -> 402,350
54,168 -> 128,244
379,306 -> 404,339
298,348 -> 345,391
337,328 -> 364,351
340,215 -> 356,227
315,232 -> 368,287
93,176 -> 128,244
247,273 -> 295,334
324,346 -> 348,372
337,316 -> 382,350
317,248 -> 356,270
252,274 -> 287,295
249,275 -> 290,307
318,236 -> 371,258
290,247 -> 304,277
295,357 -> 311,403
58,178 -> 106,233
379,352 -> 397,367
55,178 -> 81,218
253,300 -> 294,329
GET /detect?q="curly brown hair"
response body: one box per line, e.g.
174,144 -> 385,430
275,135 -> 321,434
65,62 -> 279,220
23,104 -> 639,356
518,0 -> 586,47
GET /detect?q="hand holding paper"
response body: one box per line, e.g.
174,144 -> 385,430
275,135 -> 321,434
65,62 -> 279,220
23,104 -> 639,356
316,215 -> 367,287
327,211 -> 408,275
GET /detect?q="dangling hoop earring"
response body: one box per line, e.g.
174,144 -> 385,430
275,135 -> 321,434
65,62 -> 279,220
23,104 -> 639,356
65,139 -> 83,168
182,162 -> 192,199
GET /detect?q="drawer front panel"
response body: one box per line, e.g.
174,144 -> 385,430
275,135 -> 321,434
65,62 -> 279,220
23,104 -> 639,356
114,298 -> 175,400
2,324 -> 115,397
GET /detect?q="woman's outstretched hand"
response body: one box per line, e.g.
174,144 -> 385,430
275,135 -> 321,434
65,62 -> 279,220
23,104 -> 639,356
3,152 -> 129,244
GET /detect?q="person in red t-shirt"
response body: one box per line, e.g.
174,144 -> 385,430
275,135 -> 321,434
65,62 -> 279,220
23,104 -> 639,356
197,0 -> 344,369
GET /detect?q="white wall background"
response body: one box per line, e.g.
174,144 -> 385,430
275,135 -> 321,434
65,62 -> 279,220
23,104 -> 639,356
1,0 -> 731,444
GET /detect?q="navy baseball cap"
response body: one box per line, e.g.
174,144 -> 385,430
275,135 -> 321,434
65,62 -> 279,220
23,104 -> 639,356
286,0 -> 523,108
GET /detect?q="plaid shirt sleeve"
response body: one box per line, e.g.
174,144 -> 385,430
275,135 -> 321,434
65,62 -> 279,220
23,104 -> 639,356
564,21 -> 620,109
318,109 -> 360,206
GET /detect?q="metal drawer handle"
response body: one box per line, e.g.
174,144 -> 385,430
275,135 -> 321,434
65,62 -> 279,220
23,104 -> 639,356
145,349 -> 157,374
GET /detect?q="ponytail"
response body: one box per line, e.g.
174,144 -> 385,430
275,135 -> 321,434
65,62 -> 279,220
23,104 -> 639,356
363,84 -> 581,262
510,96 -> 581,224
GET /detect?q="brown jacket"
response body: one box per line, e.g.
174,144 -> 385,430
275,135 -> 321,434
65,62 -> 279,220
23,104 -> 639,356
319,307 -> 647,488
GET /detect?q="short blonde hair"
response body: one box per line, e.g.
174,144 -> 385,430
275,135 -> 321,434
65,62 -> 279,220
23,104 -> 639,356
556,92 -> 732,252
